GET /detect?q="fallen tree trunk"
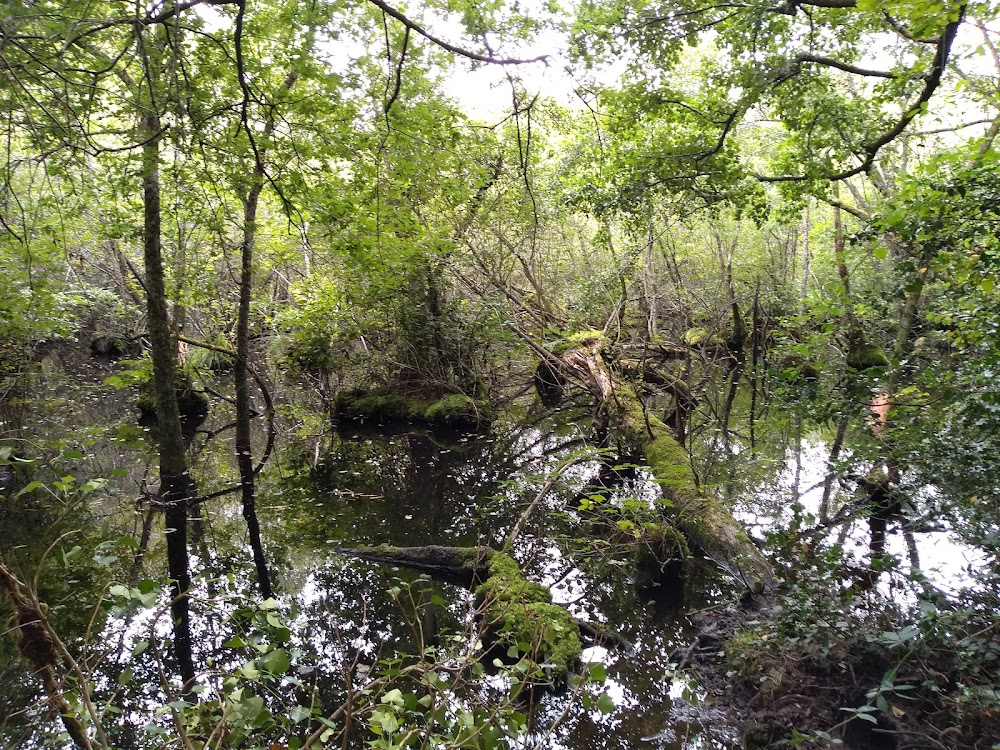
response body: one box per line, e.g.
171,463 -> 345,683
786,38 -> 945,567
556,332 -> 775,594
336,545 -> 590,682
337,544 -> 494,587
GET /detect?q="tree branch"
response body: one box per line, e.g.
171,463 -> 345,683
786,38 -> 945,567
823,197 -> 869,221
796,53 -> 897,79
756,4 -> 966,183
363,0 -> 548,65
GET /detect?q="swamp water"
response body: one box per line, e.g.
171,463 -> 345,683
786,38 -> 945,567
0,347 -> 986,748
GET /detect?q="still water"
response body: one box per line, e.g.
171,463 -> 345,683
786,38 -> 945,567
0,346 -> 986,748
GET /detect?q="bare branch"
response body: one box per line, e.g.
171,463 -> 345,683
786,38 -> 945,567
796,53 -> 897,79
364,0 -> 549,65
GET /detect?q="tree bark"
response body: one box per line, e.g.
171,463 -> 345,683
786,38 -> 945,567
236,179 -> 273,600
141,110 -> 197,686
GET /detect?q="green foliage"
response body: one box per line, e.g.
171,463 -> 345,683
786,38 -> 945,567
274,280 -> 361,374
570,0 -> 967,195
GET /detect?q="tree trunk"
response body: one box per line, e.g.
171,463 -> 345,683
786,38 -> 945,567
141,111 -> 197,686
237,180 -> 273,600
556,334 -> 774,593
800,201 -> 810,310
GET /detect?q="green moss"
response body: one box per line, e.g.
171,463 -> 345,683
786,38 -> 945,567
490,601 -> 582,678
424,393 -> 492,429
333,389 -> 428,423
475,552 -> 550,607
639,525 -> 689,566
334,389 -> 492,429
620,396 -> 697,503
683,327 -> 726,347
550,330 -> 606,355
846,340 -> 889,371
475,551 -> 581,682
683,327 -> 709,346
487,552 -> 522,580
845,330 -> 889,372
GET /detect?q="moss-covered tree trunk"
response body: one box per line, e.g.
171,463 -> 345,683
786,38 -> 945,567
556,334 -> 774,593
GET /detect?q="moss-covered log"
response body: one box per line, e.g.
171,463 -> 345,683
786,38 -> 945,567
333,389 -> 492,430
337,545 -> 581,682
556,333 -> 775,594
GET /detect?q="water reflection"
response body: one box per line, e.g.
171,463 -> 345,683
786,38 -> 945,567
742,438 -> 987,594
21,348 -> 992,749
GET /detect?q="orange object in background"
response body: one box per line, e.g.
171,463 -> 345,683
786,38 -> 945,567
870,392 -> 891,434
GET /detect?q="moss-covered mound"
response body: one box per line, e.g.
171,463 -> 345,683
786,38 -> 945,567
474,552 -> 582,684
846,334 -> 889,372
334,388 -> 492,430
136,374 -> 209,425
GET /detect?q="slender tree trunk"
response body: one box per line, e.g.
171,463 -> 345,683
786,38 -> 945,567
749,279 -> 762,453
800,201 -> 810,310
232,17 -> 296,599
644,210 -> 658,339
237,180 -> 273,600
819,412 -> 850,524
141,112 -> 196,686
834,201 -> 851,305
887,273 -> 925,394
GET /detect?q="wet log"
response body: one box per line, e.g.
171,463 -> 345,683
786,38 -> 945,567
337,544 -> 494,587
555,333 -> 775,594
337,545 -> 582,682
